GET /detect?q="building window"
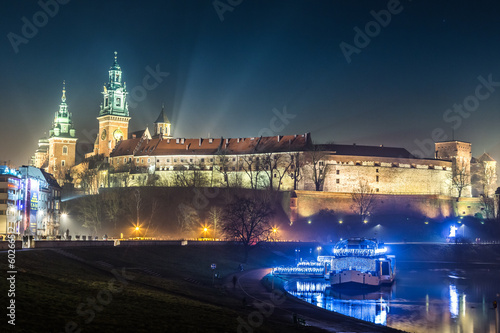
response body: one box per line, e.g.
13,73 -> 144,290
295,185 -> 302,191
116,97 -> 121,106
147,158 -> 151,163
157,159 -> 160,163
141,159 -> 144,163
201,158 -> 205,163
190,159 -> 193,163
210,158 -> 213,162
336,179 -> 340,184
376,168 -> 379,173
319,161 -> 324,166
61,160 -> 65,167
181,159 -> 185,163
62,146 -> 68,155
174,159 -> 177,163
376,175 -> 379,182
167,159 -> 170,163
376,188 -> 379,192
336,170 -> 340,175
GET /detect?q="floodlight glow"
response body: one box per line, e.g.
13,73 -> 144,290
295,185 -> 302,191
449,225 -> 458,238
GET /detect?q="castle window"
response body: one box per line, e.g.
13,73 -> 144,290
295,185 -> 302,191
61,160 -> 65,167
319,161 -> 324,166
376,188 -> 379,192
336,179 -> 340,184
376,175 -> 379,182
62,146 -> 68,155
336,170 -> 340,175
376,168 -> 379,173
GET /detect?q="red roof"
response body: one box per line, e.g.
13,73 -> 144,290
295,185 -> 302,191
111,134 -> 311,157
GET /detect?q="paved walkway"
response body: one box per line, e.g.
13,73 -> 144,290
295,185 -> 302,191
225,268 -> 405,333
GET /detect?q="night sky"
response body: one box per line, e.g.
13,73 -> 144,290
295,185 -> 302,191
1,0 -> 500,167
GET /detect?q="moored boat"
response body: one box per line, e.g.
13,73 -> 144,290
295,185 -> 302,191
319,238 -> 395,288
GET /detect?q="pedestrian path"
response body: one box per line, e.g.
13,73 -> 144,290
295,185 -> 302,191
224,268 -> 405,333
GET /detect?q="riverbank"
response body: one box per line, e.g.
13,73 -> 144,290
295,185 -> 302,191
1,241 -> 499,332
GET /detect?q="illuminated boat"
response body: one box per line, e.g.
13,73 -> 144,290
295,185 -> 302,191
320,238 -> 395,288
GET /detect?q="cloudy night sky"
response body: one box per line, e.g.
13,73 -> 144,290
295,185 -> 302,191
1,0 -> 500,167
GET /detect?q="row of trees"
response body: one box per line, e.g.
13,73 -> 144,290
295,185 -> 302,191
72,146 -> 335,194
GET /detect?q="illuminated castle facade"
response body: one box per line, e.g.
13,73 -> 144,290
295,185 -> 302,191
32,52 -> 498,220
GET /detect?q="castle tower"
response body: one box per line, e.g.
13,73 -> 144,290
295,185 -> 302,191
96,51 -> 130,158
154,104 -> 172,138
47,81 -> 78,182
435,141 -> 472,197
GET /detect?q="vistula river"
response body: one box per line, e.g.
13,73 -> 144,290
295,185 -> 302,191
284,262 -> 500,333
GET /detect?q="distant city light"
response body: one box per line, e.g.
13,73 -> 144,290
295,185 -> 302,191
339,220 -> 343,224
363,220 -> 368,224
308,220 -> 312,224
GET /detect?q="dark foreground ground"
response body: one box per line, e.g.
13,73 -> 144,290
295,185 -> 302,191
1,242 -> 499,333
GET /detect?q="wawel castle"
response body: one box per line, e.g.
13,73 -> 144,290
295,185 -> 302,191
31,52 -> 498,221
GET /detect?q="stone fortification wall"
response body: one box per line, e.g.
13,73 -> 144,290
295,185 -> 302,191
294,190 -> 456,220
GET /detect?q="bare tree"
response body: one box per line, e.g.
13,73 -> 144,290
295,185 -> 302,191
480,194 -> 496,220
207,206 -> 223,240
260,153 -> 293,191
287,152 -> 303,190
222,195 -> 274,262
451,157 -> 471,198
77,195 -> 103,236
102,190 -> 121,231
241,155 -> 264,190
173,162 -> 209,188
351,180 -> 377,222
474,161 -> 496,197
177,203 -> 200,237
304,146 -> 330,191
125,188 -> 159,238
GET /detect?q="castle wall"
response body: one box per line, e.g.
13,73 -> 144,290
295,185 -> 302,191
293,190 -> 456,220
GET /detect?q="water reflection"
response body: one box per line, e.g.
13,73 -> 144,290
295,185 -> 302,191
283,264 -> 500,333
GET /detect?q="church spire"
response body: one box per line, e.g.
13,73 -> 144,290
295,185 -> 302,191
99,51 -> 129,117
49,81 -> 76,138
61,80 -> 66,103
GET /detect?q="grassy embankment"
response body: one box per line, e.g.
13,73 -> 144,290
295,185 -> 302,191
1,243 -> 326,333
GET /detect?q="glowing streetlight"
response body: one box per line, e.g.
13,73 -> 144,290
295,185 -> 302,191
363,219 -> 368,224
135,226 -> 140,231
339,220 -> 343,224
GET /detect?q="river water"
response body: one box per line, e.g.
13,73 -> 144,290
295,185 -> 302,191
284,262 -> 500,333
